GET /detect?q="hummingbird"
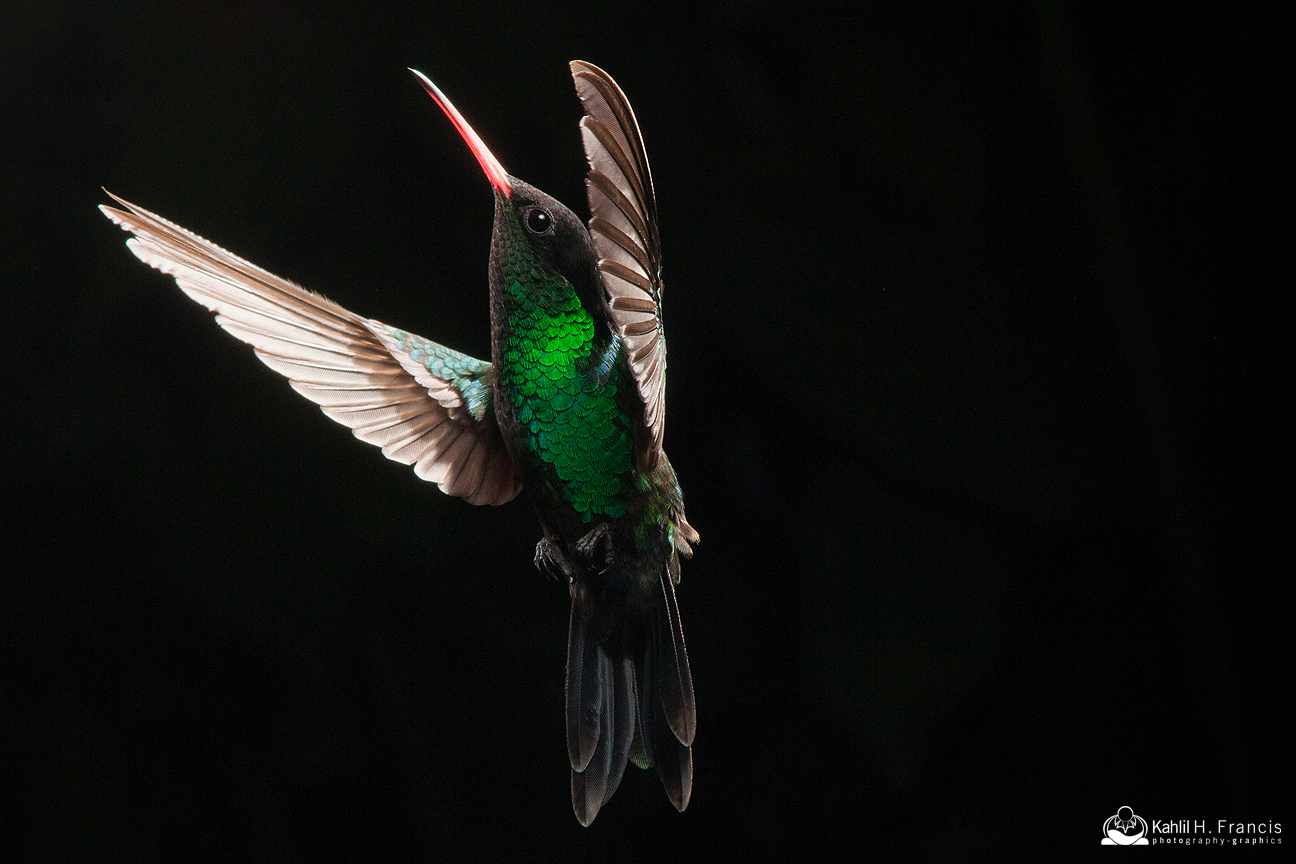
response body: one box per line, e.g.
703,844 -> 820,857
100,61 -> 697,825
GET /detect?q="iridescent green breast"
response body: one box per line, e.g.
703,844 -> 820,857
497,270 -> 633,523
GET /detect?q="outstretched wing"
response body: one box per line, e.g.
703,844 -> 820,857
100,191 -> 521,505
570,61 -> 666,471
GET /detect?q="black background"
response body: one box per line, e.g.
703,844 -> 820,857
2,1 -> 1285,859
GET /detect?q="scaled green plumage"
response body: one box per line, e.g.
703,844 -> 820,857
495,221 -> 634,523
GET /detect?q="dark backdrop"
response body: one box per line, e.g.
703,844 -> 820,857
2,1 -> 1285,860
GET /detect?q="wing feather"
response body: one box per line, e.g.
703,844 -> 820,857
570,61 -> 668,470
289,382 -> 429,408
383,415 -> 454,462
101,191 -> 521,505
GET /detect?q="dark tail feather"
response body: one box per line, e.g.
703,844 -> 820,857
636,571 -> 695,812
567,604 -> 636,826
566,607 -> 603,772
652,714 -> 693,813
603,657 -> 636,803
656,569 -> 696,746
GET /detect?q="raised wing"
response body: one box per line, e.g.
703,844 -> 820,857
100,192 -> 521,505
570,61 -> 666,471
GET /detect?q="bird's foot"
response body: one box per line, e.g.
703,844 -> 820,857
534,537 -> 571,581
574,523 -> 615,573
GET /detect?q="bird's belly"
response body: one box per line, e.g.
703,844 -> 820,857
497,361 -> 635,527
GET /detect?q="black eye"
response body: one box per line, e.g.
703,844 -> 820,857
526,208 -> 553,234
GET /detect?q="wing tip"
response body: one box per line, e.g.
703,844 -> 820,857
569,59 -> 603,78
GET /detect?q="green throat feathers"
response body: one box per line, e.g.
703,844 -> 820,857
497,260 -> 634,524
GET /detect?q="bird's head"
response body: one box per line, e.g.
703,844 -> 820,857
409,68 -> 599,300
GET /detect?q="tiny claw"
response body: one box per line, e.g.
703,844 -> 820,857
535,537 -> 571,580
574,523 -> 614,571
